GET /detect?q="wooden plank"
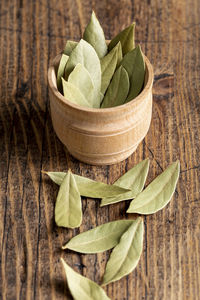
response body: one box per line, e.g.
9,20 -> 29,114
0,0 -> 199,299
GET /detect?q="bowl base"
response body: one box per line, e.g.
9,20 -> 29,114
68,143 -> 139,165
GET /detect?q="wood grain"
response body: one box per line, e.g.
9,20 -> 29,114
0,0 -> 199,299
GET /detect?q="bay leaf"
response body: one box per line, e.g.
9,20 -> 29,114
68,63 -> 95,106
83,11 -> 107,59
62,220 -> 134,253
57,54 -> 69,92
101,158 -> 149,206
62,78 -> 92,108
64,39 -> 101,108
102,217 -> 144,286
100,42 -> 122,95
64,40 -> 78,56
120,45 -> 145,102
101,66 -> 129,108
43,171 -> 131,198
127,160 -> 180,214
61,259 -> 110,300
55,171 -> 82,228
108,23 -> 135,55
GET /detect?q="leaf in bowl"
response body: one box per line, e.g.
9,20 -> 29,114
62,78 -> 92,108
57,54 -> 69,92
64,39 -> 101,108
101,66 -> 129,108
68,63 -> 95,106
120,45 -> 145,102
64,40 -> 78,55
83,11 -> 107,59
100,42 -> 122,95
108,23 -> 135,55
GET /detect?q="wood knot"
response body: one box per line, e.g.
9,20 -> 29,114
153,73 -> 174,100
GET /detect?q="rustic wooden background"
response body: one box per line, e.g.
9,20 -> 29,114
0,0 -> 199,299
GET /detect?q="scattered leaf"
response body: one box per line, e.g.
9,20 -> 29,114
57,54 -> 69,92
64,39 -> 101,107
100,42 -> 121,94
101,66 -> 129,108
55,171 -> 82,228
83,11 -> 107,59
61,259 -> 110,300
62,220 -> 134,253
62,78 -> 92,108
127,160 -> 180,214
64,40 -> 78,56
102,217 -> 144,286
43,171 -> 131,198
68,63 -> 95,106
108,23 -> 135,55
120,45 -> 145,102
101,158 -> 150,206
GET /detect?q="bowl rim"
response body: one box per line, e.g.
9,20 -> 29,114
48,52 -> 153,114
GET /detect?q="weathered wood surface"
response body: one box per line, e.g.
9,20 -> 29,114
0,0 -> 199,299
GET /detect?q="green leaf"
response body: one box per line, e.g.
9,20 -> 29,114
116,41 -> 123,66
127,160 -> 180,214
57,54 -> 69,92
101,66 -> 129,108
100,42 -> 122,95
108,23 -> 135,55
120,45 -> 145,102
101,158 -> 150,206
55,171 -> 82,228
64,39 -> 101,108
68,63 -> 95,106
61,259 -> 110,300
62,220 -> 134,253
43,171 -> 131,198
83,11 -> 107,59
102,217 -> 144,286
64,40 -> 78,55
62,78 -> 92,108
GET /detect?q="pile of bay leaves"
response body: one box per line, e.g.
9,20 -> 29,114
57,11 -> 145,108
43,158 -> 180,300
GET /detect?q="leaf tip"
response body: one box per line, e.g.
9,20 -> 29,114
41,170 -> 47,174
61,244 -> 67,250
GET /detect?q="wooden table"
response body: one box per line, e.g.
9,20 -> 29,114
0,1 -> 199,299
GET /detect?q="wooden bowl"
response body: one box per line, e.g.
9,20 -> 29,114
48,54 -> 153,165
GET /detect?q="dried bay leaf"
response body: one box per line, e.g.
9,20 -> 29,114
55,171 -> 82,228
68,63 -> 95,106
43,171 -> 131,198
101,158 -> 150,206
61,259 -> 110,300
62,220 -> 134,253
57,54 -> 69,92
127,160 -> 180,214
108,23 -> 135,55
64,39 -> 101,108
101,66 -> 129,108
120,45 -> 145,102
100,42 -> 122,95
83,11 -> 107,59
64,40 -> 78,56
102,217 -> 144,286
62,78 -> 92,108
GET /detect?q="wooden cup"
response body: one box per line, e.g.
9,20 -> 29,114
48,54 -> 153,165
